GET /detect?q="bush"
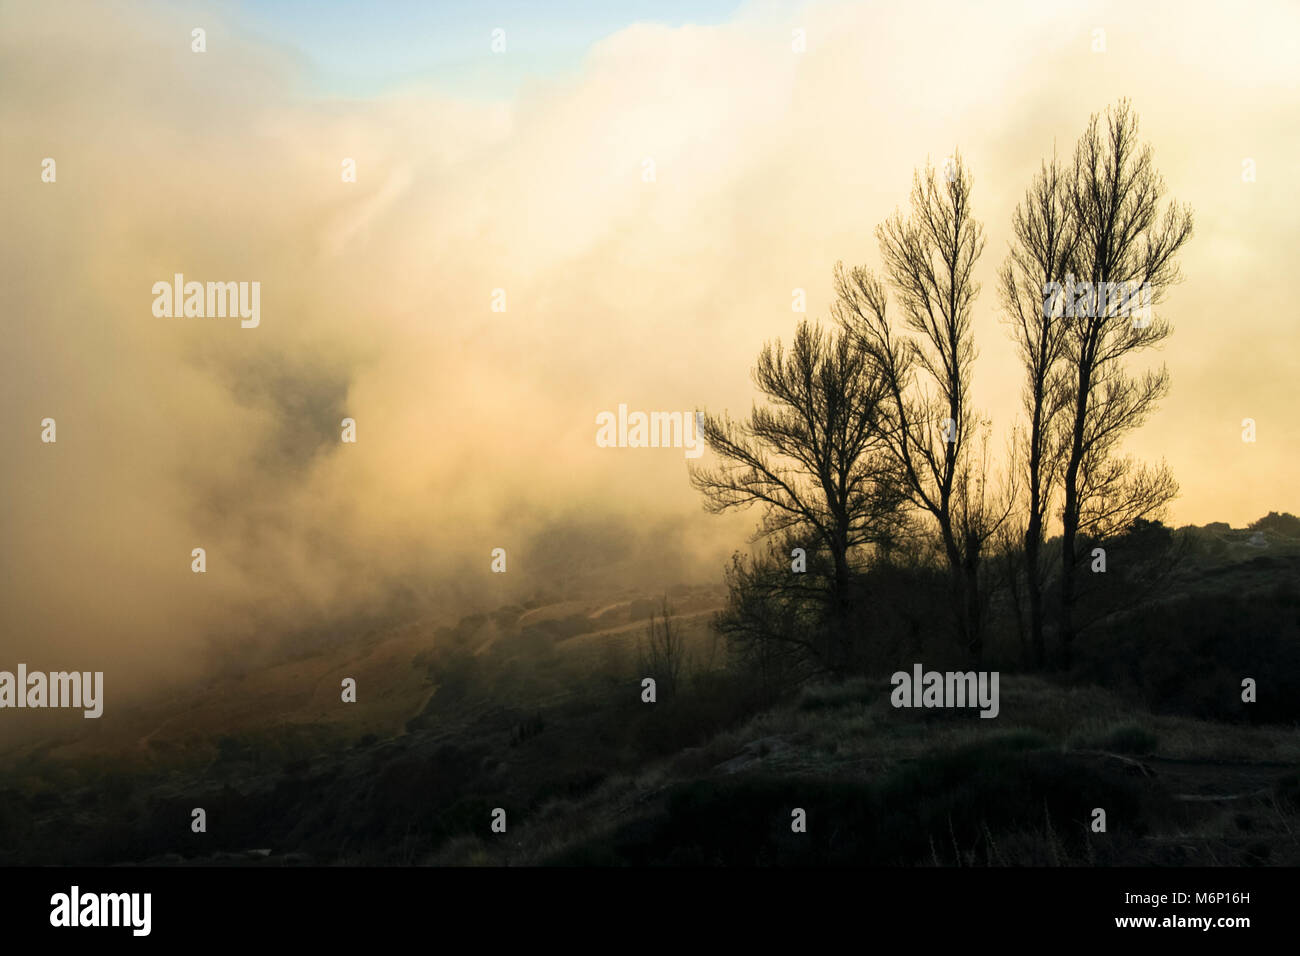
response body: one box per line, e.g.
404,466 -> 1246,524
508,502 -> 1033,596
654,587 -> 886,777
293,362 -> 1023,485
545,735 -> 1168,866
1074,583 -> 1300,723
1097,725 -> 1158,755
1249,512 -> 1300,538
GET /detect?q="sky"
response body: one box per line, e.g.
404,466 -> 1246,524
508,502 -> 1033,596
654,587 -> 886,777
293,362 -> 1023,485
1,0 -> 1297,704
234,0 -> 747,97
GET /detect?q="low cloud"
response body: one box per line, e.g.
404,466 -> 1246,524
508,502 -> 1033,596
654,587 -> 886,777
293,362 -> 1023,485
0,0 -> 1295,718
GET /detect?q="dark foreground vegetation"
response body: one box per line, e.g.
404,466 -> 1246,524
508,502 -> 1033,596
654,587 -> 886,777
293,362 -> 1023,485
1,518 -> 1297,868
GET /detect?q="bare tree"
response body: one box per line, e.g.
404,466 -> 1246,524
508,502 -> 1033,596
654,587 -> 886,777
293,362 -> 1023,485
690,321 -> 904,674
952,418 -> 1018,655
714,536 -> 828,695
834,153 -> 1006,661
639,596 -> 685,699
1000,152 -> 1079,669
1056,99 -> 1194,667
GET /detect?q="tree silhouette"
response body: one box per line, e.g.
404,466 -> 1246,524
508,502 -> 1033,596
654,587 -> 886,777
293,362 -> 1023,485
638,596 -> 685,700
833,153 -> 1009,661
1056,99 -> 1193,667
1000,152 -> 1078,668
690,321 -> 904,673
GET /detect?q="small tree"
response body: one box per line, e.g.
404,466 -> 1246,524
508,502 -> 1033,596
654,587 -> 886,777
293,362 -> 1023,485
638,596 -> 685,700
713,534 -> 832,694
691,320 -> 905,674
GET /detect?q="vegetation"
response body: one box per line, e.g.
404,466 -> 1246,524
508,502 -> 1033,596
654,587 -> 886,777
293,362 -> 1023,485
4,102 -> 1293,871
694,99 -> 1194,676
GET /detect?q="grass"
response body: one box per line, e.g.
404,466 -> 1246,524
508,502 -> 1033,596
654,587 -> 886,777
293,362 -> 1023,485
5,562 -> 1300,867
435,674 -> 1300,866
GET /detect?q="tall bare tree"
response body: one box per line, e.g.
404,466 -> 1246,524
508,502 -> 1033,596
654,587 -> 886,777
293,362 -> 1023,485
834,153 -> 1006,660
1000,152 -> 1079,669
1056,99 -> 1193,667
690,321 -> 904,674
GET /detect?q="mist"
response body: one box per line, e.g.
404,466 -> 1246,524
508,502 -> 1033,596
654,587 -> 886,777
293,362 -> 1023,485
1,0 -> 1296,717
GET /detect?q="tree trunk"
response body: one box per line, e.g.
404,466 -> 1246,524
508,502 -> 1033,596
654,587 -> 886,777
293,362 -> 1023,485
1024,517 -> 1045,670
940,526 -> 971,658
1059,360 -> 1091,672
963,558 -> 983,663
831,540 -> 852,675
1005,547 -> 1028,666
1060,445 -> 1083,670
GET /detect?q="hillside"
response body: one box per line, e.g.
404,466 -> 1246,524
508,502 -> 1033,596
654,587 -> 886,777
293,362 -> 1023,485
1,519 -> 1298,866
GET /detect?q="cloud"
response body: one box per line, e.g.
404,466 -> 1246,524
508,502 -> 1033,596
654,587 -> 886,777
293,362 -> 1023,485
1,0 -> 1296,717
